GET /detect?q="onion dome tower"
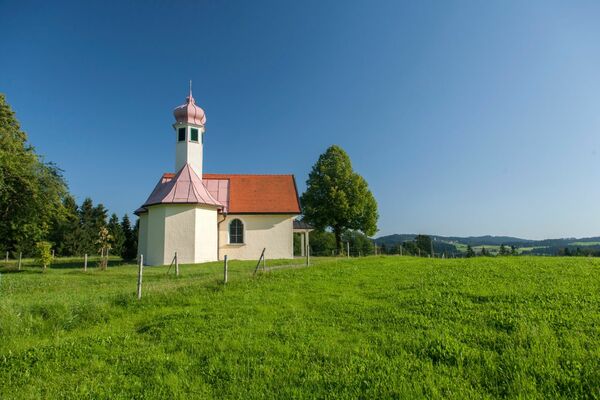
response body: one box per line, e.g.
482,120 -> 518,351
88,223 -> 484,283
173,82 -> 206,178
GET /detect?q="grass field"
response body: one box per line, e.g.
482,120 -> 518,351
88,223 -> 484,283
569,241 -> 600,247
1,256 -> 599,399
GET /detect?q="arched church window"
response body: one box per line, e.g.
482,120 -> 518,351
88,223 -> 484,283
229,219 -> 244,244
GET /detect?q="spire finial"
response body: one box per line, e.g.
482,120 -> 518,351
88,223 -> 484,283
189,80 -> 193,98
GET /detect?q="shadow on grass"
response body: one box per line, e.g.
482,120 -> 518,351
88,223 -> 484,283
0,266 -> 30,274
50,259 -> 129,269
0,258 -> 132,273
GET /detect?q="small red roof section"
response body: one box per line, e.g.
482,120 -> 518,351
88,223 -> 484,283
202,178 -> 230,212
141,164 -> 222,209
203,174 -> 301,214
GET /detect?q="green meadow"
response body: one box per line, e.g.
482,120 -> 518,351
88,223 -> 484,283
1,256 -> 599,399
569,241 -> 600,247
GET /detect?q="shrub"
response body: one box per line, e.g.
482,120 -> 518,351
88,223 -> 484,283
35,241 -> 53,271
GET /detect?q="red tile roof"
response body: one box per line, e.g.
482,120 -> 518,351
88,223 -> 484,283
203,174 -> 301,214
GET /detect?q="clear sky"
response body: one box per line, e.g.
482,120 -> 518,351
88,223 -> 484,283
2,1 -> 600,239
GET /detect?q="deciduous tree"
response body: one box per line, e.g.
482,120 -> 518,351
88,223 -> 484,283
0,94 -> 69,255
301,145 -> 378,254
342,230 -> 375,256
415,234 -> 433,256
96,226 -> 112,270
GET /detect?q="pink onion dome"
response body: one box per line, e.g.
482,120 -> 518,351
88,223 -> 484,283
173,87 -> 206,126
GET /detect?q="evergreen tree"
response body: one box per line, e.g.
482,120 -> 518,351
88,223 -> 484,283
301,145 -> 378,254
466,245 -> 475,258
107,213 -> 125,256
79,198 -> 97,254
480,246 -> 489,256
92,204 -> 108,230
121,214 -> 137,260
499,244 -> 507,256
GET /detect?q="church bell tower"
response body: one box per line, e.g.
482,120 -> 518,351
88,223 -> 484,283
172,82 -> 206,178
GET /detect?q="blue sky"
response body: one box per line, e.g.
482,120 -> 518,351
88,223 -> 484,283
2,1 -> 600,239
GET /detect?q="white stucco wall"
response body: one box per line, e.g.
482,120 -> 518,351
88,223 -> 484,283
195,206 -> 218,262
146,205 -> 167,265
163,205 -> 197,265
137,213 -> 148,260
218,214 -> 295,260
142,204 -> 219,265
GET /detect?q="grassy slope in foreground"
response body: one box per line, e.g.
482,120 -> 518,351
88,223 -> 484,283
0,257 -> 599,399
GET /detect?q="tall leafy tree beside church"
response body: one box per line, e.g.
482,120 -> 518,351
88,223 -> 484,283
301,145 -> 378,253
0,94 -> 69,255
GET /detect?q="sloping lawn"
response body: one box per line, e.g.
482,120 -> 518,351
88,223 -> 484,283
0,256 -> 599,399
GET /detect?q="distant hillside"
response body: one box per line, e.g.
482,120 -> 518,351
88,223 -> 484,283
375,234 -> 533,247
374,234 -> 600,255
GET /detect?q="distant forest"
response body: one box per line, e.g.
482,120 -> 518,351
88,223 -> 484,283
375,234 -> 600,257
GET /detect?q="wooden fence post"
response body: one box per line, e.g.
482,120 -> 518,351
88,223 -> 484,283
84,254 -> 88,271
175,251 -> 179,276
347,242 -> 350,259
223,255 -> 228,284
18,252 -> 22,270
254,248 -> 266,275
5,251 -> 8,263
137,254 -> 144,300
305,243 -> 309,266
307,244 -> 310,266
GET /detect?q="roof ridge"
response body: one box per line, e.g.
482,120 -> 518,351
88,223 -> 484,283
163,172 -> 295,177
203,173 -> 294,177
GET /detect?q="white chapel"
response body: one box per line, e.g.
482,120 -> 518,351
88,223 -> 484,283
135,88 -> 302,266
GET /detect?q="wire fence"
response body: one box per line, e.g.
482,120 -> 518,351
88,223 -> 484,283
0,254 -> 127,271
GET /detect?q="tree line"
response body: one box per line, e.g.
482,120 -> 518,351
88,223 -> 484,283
49,196 -> 137,259
294,230 -> 376,257
375,237 -> 521,258
0,94 -> 136,259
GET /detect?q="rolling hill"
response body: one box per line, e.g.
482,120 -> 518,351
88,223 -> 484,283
374,234 -> 600,255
